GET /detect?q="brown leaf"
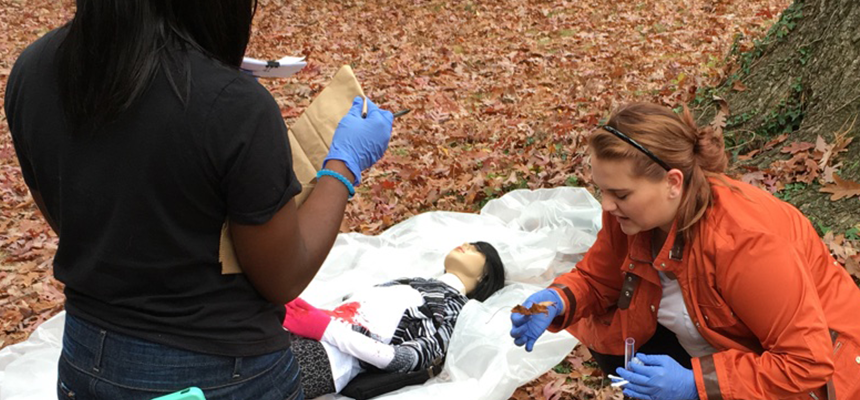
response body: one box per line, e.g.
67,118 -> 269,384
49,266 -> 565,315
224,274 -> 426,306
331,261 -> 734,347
814,135 -> 829,154
512,301 -> 557,316
846,256 -> 860,280
834,135 -> 854,155
511,304 -> 531,315
821,164 -> 841,184
814,135 -> 835,170
509,390 -> 533,400
762,175 -> 784,194
781,141 -> 815,154
832,115 -> 857,155
543,378 -> 567,400
819,173 -> 860,201
763,134 -> 789,150
709,97 -> 729,137
731,80 -> 747,92
737,149 -> 760,161
741,171 -> 765,187
823,232 -> 857,261
566,354 -> 585,371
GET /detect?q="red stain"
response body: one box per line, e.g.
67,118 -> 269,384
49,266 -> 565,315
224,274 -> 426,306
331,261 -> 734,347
324,301 -> 361,325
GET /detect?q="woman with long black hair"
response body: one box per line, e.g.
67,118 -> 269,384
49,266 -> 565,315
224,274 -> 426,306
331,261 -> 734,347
5,1 -> 393,399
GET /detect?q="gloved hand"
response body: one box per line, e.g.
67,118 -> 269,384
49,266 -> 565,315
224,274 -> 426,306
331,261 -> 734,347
614,353 -> 699,400
323,96 -> 393,185
510,289 -> 564,352
283,298 -> 332,341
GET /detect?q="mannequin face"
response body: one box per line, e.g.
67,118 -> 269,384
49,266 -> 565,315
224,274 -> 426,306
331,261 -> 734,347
443,243 -> 487,294
591,157 -> 684,236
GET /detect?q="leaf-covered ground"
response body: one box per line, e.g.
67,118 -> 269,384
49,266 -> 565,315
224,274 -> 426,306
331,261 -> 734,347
6,0 -> 855,398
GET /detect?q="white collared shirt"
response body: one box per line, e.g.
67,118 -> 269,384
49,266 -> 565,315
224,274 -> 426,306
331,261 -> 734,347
656,272 -> 718,358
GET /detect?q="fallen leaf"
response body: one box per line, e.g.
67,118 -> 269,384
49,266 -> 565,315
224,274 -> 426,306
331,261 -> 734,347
832,115 -> 857,156
741,171 -> 765,187
737,149 -> 760,161
823,232 -> 858,260
814,135 -> 835,169
781,141 -> 815,154
543,378 -> 567,400
762,174 -> 784,193
819,173 -> 860,201
709,96 -> 729,137
763,133 -> 789,150
731,80 -> 747,92
846,256 -> 860,279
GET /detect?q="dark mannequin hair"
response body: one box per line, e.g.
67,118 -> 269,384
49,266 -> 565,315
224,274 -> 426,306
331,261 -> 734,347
57,0 -> 258,131
468,242 -> 506,302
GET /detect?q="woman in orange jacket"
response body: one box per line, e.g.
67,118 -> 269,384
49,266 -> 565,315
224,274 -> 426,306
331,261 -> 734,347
510,102 -> 860,400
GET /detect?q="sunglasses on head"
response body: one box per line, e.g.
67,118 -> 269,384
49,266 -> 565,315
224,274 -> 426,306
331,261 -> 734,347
600,125 -> 672,171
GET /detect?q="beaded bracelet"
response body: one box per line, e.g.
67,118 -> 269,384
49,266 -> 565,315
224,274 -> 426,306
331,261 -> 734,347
316,169 -> 355,198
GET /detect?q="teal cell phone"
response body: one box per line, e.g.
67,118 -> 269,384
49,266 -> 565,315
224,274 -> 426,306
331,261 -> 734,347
151,387 -> 206,400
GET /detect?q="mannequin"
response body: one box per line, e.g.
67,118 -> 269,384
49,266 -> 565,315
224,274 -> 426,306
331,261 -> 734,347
443,242 -> 487,294
284,242 -> 505,398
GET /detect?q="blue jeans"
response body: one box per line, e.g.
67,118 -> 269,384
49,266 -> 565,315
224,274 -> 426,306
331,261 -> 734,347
58,314 -> 304,400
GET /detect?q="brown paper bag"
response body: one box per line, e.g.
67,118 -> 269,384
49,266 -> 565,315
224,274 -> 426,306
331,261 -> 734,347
220,65 -> 365,274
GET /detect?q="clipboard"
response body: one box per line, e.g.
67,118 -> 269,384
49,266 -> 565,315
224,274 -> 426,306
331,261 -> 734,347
219,65 -> 365,274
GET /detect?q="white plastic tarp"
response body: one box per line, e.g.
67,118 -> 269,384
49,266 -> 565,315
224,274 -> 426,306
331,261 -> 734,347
0,187 -> 602,400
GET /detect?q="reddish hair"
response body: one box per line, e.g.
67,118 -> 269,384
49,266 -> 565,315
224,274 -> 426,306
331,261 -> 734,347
588,103 -> 729,242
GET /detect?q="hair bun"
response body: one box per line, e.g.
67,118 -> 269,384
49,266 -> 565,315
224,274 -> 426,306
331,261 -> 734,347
693,125 -> 728,172
678,106 -> 727,172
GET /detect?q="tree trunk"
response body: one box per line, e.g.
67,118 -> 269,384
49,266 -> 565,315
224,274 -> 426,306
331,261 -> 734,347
709,0 -> 860,234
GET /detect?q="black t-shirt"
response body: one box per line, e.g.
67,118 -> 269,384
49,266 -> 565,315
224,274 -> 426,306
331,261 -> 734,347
5,29 -> 302,356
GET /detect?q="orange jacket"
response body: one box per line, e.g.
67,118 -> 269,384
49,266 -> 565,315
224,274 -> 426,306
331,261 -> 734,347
548,176 -> 860,400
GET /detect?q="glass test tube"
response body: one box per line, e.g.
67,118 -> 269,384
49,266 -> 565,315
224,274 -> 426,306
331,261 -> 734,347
624,337 -> 635,369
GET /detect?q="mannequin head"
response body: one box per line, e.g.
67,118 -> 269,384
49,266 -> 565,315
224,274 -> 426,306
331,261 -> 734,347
444,241 -> 505,302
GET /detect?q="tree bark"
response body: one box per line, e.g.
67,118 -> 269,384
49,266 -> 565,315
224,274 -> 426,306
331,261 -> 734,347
713,0 -> 860,234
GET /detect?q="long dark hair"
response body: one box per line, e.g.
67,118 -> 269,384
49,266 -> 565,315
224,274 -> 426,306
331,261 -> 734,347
468,242 -> 506,302
57,0 -> 258,131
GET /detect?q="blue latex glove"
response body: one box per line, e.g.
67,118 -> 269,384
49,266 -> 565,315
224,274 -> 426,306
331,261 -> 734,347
323,96 -> 393,185
510,289 -> 563,352
614,353 -> 699,400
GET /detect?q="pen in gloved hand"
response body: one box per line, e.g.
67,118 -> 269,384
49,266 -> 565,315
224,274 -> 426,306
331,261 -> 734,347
393,109 -> 411,118
360,95 -> 410,119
